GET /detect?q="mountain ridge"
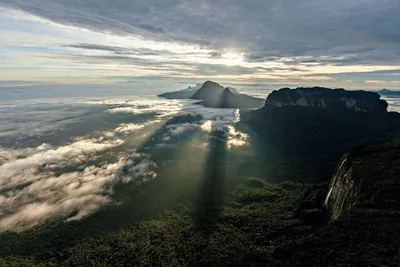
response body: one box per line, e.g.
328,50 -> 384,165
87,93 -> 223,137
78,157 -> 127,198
158,81 -> 264,109
265,87 -> 388,112
378,88 -> 400,97
243,86 -> 400,161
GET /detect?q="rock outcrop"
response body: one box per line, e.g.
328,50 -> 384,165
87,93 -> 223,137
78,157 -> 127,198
325,139 -> 400,220
266,87 -> 388,112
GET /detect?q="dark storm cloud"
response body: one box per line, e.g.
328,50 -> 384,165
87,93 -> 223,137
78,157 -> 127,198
2,0 -> 400,66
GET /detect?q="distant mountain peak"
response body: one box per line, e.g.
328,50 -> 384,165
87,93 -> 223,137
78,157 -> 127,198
203,81 -> 223,88
222,87 -> 231,93
192,81 -> 225,100
378,88 -> 400,97
183,83 -> 203,91
158,81 -> 263,109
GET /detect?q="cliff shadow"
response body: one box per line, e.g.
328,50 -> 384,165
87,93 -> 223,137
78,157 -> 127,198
194,124 -> 228,232
0,104 -> 207,260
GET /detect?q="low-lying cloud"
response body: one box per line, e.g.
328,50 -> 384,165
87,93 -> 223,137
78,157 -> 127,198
0,138 -> 157,231
115,120 -> 161,134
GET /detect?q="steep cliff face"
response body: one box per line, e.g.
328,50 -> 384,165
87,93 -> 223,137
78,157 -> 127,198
244,87 -> 400,180
245,99 -> 400,158
266,87 -> 388,112
325,140 -> 400,220
276,140 -> 400,265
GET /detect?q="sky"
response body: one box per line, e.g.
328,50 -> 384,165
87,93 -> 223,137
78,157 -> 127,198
0,0 -> 400,89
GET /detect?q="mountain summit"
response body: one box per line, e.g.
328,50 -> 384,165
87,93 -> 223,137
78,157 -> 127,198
266,87 -> 388,112
158,81 -> 264,109
378,88 -> 400,97
244,87 -> 400,159
191,81 -> 235,100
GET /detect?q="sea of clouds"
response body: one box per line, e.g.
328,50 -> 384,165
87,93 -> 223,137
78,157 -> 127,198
0,87 -> 253,231
0,84 -> 399,231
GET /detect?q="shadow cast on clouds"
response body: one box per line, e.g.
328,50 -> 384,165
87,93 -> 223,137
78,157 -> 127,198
0,96 -> 250,258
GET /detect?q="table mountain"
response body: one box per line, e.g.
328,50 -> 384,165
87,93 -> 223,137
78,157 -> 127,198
244,87 -> 400,160
266,87 -> 388,112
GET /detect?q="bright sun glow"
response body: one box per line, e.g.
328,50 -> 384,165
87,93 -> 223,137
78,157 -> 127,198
221,52 -> 244,66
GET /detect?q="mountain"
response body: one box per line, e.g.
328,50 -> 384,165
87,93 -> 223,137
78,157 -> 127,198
377,88 -> 400,97
244,87 -> 400,160
183,83 -> 203,91
266,87 -> 388,112
198,87 -> 264,109
158,81 -> 264,109
191,81 -> 228,100
158,89 -> 198,99
158,81 -> 238,100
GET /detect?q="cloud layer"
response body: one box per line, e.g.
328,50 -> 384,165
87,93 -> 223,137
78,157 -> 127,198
0,137 -> 157,231
1,0 -> 400,87
0,93 -> 398,231
0,96 -> 249,231
3,0 -> 399,64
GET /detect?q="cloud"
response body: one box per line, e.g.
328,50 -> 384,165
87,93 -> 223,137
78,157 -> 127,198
384,98 -> 400,113
0,137 -> 158,231
365,80 -> 400,85
226,126 -> 249,149
36,143 -> 52,151
166,123 -> 199,136
200,120 -> 250,149
64,43 -> 122,52
0,147 -> 37,165
2,0 -> 400,69
148,104 -> 249,149
107,99 -> 187,117
0,99 -> 106,142
115,123 -> 146,133
0,138 -> 124,189
107,98 -> 242,123
110,98 -> 247,146
115,120 -> 161,134
120,152 -> 157,184
2,3 -> 400,86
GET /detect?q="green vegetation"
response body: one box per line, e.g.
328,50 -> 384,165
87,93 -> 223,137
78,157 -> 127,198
1,162 -> 399,266
1,108 -> 399,266
0,178 -> 314,266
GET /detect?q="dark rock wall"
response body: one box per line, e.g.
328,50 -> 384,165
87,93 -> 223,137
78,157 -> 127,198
325,140 -> 400,220
266,87 -> 388,112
